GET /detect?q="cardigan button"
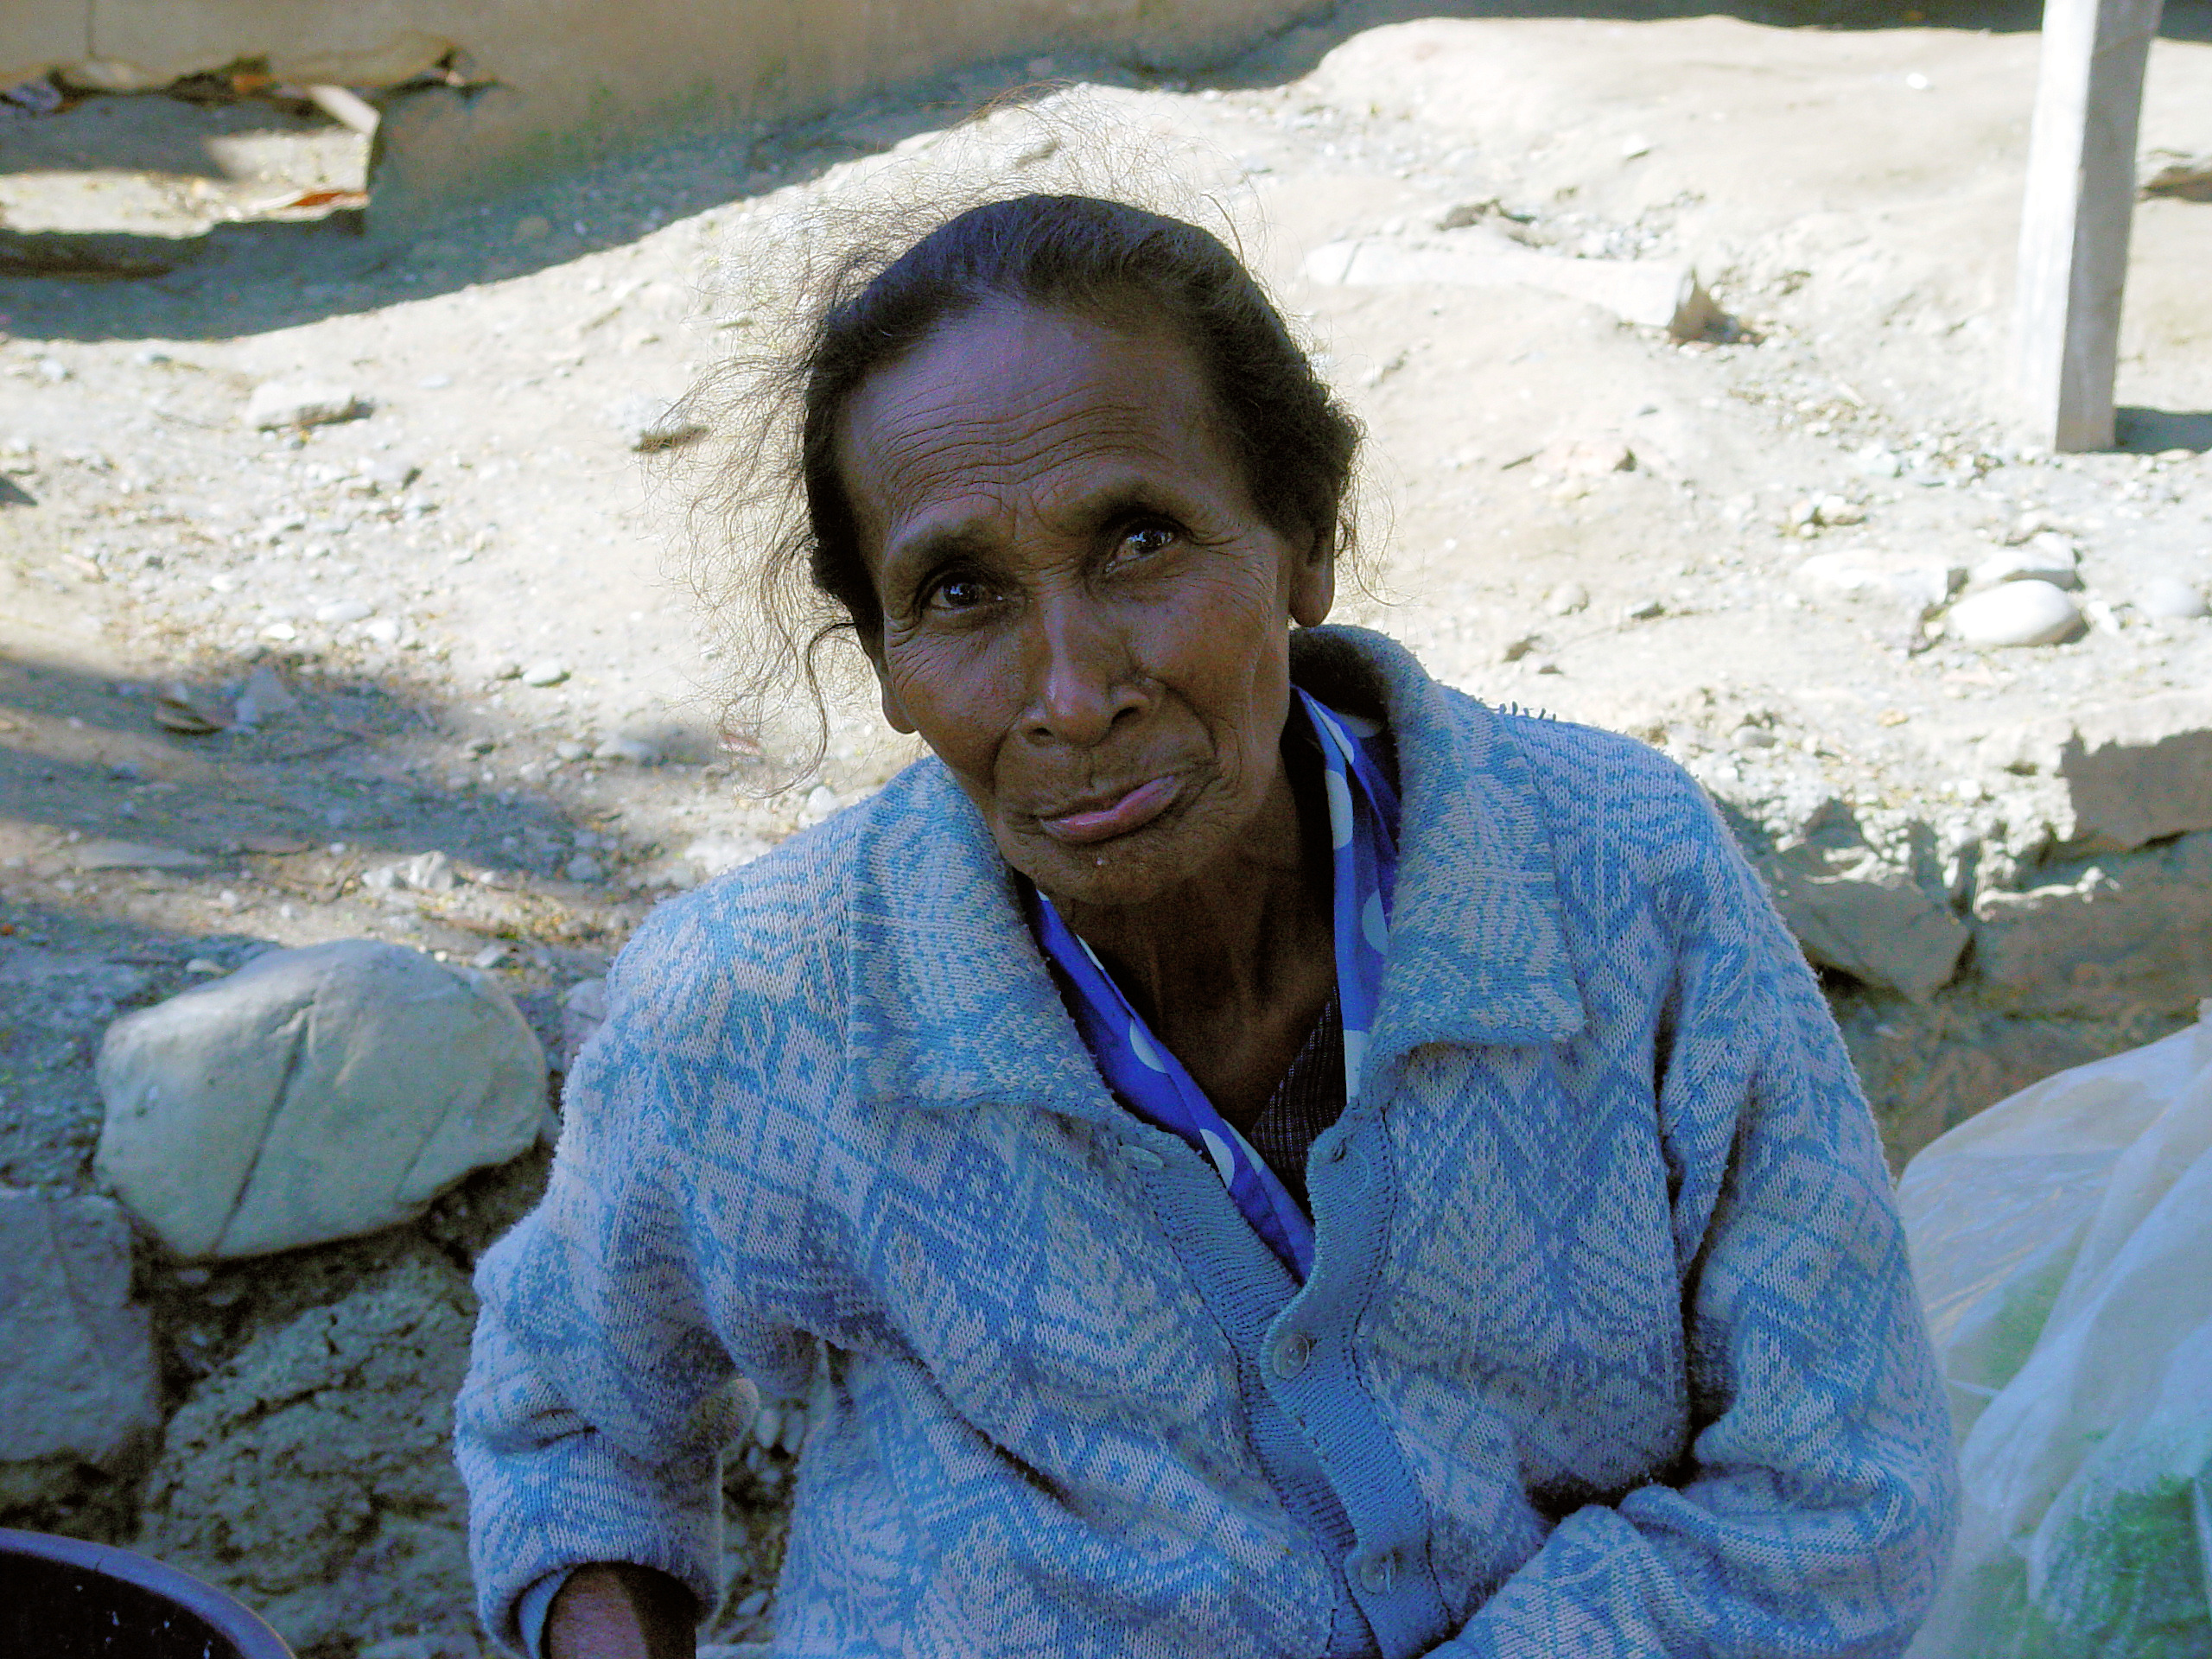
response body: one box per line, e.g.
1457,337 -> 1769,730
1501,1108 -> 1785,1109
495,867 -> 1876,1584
1357,1549 -> 1399,1593
1326,1139 -> 1349,1163
1271,1332 -> 1313,1379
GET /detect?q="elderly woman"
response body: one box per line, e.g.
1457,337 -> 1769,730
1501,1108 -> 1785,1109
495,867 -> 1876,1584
457,194 -> 1956,1659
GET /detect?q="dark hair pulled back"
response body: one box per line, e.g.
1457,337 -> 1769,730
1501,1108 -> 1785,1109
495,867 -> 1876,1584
795,194 -> 1361,642
685,183 -> 1363,783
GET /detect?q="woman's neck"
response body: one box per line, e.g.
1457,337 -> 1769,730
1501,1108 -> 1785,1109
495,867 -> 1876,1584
1049,741 -> 1336,1118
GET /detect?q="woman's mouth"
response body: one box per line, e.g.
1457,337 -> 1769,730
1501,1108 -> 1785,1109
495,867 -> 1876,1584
1034,777 -> 1181,846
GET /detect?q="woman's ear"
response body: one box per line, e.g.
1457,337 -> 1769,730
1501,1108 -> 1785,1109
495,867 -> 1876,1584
1289,527 -> 1336,628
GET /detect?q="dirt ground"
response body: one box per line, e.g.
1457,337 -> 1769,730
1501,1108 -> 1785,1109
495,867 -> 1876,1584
2,3 -> 2209,1651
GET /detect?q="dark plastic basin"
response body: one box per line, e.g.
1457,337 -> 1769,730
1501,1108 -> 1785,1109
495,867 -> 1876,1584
0,1529 -> 293,1659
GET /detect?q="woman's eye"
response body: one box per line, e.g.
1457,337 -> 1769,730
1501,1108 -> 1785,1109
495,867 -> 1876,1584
926,575 -> 990,612
1120,523 -> 1177,558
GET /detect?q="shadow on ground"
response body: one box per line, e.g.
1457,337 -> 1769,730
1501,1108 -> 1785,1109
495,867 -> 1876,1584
0,645 -> 618,1194
2117,406 -> 2212,454
2,0 -> 2204,348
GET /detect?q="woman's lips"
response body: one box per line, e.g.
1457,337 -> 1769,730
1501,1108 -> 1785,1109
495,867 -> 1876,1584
1035,777 -> 1181,846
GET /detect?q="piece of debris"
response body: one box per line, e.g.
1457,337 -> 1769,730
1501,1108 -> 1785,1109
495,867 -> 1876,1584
519,659 -> 569,687
2140,152 -> 2212,202
153,681 -> 233,734
73,840 -> 211,873
95,939 -> 548,1259
1535,436 -> 1635,477
605,393 -> 707,453
245,378 -> 365,430
1544,581 -> 1591,616
1302,231 -> 1726,340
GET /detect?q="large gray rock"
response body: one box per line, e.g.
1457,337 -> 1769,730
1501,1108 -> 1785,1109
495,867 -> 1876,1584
0,1191 -> 162,1485
1981,690 -> 2212,850
1763,836 -> 1969,1004
1974,833 -> 2212,1019
97,940 -> 547,1260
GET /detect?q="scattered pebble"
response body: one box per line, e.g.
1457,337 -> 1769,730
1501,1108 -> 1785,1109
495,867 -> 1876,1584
315,599 -> 376,626
563,854 -> 604,884
1543,581 -> 1590,616
592,734 -> 662,766
520,660 -> 570,688
1947,580 -> 2082,647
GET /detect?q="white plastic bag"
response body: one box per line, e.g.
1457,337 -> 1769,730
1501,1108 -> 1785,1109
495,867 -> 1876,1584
1900,1001 -> 2212,1659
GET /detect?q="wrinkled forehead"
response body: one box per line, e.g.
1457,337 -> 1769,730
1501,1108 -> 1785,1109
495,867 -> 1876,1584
836,298 -> 1232,525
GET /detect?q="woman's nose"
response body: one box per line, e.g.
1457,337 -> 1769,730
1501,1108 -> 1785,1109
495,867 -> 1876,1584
1025,594 -> 1143,747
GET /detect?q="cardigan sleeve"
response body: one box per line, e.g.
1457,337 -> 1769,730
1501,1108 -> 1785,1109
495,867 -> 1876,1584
453,897 -> 819,1655
1427,792 -> 1960,1658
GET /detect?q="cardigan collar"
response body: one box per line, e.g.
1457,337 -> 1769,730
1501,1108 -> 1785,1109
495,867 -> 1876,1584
842,626 -> 1588,1116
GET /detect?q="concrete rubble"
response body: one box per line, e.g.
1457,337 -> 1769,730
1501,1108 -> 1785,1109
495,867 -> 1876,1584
1979,690 -> 2212,852
95,939 -> 549,1259
0,1190 -> 162,1503
137,1243 -> 484,1656
1973,832 -> 2212,1020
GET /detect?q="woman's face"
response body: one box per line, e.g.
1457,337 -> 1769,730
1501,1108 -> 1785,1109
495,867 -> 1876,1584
838,297 -> 1333,911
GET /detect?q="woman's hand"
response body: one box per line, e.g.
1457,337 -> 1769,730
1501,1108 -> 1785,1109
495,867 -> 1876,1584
544,1563 -> 698,1659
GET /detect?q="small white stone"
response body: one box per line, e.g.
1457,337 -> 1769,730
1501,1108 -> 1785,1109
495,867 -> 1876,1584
555,741 -> 588,761
1543,581 -> 1590,616
1947,580 -> 2082,647
315,598 -> 375,626
2134,575 -> 2209,620
520,660 -> 569,687
1970,535 -> 2079,590
361,617 -> 403,646
245,378 -> 362,430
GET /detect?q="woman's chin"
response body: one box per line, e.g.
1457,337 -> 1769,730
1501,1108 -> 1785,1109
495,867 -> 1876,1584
1001,817 -> 1216,916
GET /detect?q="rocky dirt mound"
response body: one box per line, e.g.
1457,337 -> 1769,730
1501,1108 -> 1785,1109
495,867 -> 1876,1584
0,5 -> 2208,1654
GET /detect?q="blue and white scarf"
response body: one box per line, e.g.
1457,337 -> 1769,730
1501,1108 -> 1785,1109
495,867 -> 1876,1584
1027,691 -> 1401,1281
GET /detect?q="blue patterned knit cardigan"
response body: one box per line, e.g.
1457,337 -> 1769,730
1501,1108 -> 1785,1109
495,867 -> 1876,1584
456,626 -> 1957,1657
